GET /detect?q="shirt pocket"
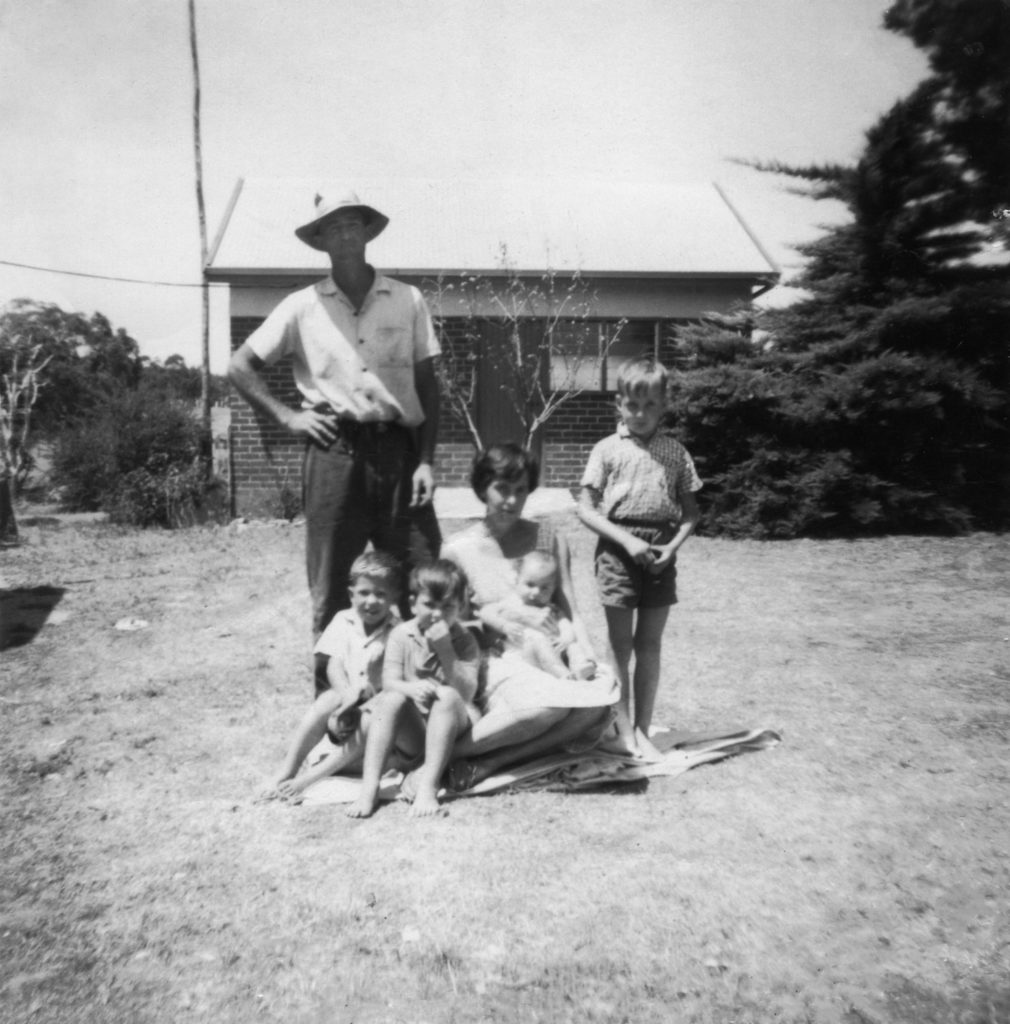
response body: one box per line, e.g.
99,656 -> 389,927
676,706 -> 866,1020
373,326 -> 412,367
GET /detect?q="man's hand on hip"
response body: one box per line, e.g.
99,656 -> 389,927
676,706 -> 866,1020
285,408 -> 340,447
411,462 -> 435,507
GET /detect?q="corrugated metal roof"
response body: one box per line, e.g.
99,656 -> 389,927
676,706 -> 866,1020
207,177 -> 779,280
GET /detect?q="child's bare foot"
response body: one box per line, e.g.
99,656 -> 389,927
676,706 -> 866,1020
598,711 -> 641,758
255,771 -> 295,801
275,779 -> 307,802
634,727 -> 664,763
398,768 -> 420,803
346,792 -> 378,818
409,792 -> 445,817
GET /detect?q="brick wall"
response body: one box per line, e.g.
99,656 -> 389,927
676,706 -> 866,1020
539,390 -> 617,487
230,317 -> 305,517
229,315 -> 686,509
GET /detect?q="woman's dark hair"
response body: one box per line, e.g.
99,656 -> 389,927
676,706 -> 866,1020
470,442 -> 540,500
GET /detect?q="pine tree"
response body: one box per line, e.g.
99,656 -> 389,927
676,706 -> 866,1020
674,0 -> 1010,536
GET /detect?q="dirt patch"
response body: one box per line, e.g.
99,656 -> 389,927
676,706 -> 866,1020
1,517 -> 1008,1023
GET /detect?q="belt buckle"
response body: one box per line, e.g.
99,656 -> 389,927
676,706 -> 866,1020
336,418 -> 359,444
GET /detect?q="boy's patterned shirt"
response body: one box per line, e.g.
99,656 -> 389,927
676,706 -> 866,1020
313,608 -> 397,696
580,423 -> 702,523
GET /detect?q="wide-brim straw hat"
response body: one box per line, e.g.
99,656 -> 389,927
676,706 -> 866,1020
294,189 -> 389,250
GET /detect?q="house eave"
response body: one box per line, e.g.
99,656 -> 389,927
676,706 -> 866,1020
206,266 -> 781,284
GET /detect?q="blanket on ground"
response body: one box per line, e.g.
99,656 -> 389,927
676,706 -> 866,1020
296,726 -> 781,806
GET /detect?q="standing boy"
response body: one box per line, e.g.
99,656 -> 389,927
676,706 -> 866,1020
228,189 -> 441,638
578,357 -> 701,760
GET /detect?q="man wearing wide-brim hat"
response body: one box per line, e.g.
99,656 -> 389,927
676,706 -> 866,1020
229,188 -> 441,647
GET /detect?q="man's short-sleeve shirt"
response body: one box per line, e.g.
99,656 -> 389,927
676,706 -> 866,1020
313,608 -> 397,697
581,423 -> 703,523
245,272 -> 440,427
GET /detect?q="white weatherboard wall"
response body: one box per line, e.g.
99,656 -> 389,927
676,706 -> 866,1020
227,275 -> 755,320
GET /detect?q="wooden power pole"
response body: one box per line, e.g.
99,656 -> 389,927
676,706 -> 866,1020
188,0 -> 212,466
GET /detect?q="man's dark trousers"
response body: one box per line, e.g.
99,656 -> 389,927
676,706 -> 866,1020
303,423 -> 440,638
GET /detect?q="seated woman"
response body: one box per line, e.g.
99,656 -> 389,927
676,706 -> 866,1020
442,443 -> 619,789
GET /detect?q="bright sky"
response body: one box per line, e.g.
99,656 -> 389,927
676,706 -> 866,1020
0,0 -> 927,372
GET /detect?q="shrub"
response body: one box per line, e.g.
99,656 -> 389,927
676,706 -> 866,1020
106,463 -> 207,528
667,346 -> 1004,538
53,391 -> 209,527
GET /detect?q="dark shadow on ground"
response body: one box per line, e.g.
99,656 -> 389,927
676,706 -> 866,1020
0,587 -> 66,650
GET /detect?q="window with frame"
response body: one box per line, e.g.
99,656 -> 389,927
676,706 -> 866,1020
548,319 -> 660,391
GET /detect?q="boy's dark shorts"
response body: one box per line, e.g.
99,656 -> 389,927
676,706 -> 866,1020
595,523 -> 677,609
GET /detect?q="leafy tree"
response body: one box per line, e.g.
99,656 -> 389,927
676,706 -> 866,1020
671,1 -> 1010,537
141,355 -> 227,405
884,0 -> 1010,214
0,345 -> 53,543
0,300 -> 144,437
52,389 -> 206,527
668,306 -> 762,369
0,299 -> 228,527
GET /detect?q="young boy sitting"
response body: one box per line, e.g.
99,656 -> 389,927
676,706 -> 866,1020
347,560 -> 481,819
264,551 -> 401,800
478,550 -> 596,680
577,356 -> 702,761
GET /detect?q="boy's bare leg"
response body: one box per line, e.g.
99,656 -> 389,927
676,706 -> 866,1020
603,606 -> 640,755
262,690 -> 341,796
347,692 -> 412,818
278,734 -> 365,800
631,605 -> 670,762
410,688 -> 468,817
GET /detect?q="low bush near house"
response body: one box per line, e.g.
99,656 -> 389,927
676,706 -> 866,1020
53,391 -> 211,527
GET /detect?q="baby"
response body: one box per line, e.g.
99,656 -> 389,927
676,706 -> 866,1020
480,551 -> 596,680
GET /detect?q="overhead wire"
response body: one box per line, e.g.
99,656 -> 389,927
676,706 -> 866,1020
0,258 -> 316,291
0,258 -> 226,288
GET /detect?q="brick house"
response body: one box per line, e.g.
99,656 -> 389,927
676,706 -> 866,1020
206,177 -> 779,516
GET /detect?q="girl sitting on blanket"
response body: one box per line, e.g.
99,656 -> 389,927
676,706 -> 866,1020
441,443 -> 619,792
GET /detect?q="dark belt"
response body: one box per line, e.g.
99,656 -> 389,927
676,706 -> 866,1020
308,405 -> 409,450
609,517 -> 671,528
334,419 -> 407,445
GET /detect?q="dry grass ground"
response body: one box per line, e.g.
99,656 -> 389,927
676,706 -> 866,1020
1,513 -> 1008,1024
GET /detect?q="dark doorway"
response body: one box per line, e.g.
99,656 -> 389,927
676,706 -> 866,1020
475,321 -> 544,465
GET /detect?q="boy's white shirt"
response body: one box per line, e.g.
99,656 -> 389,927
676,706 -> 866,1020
313,607 -> 400,696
